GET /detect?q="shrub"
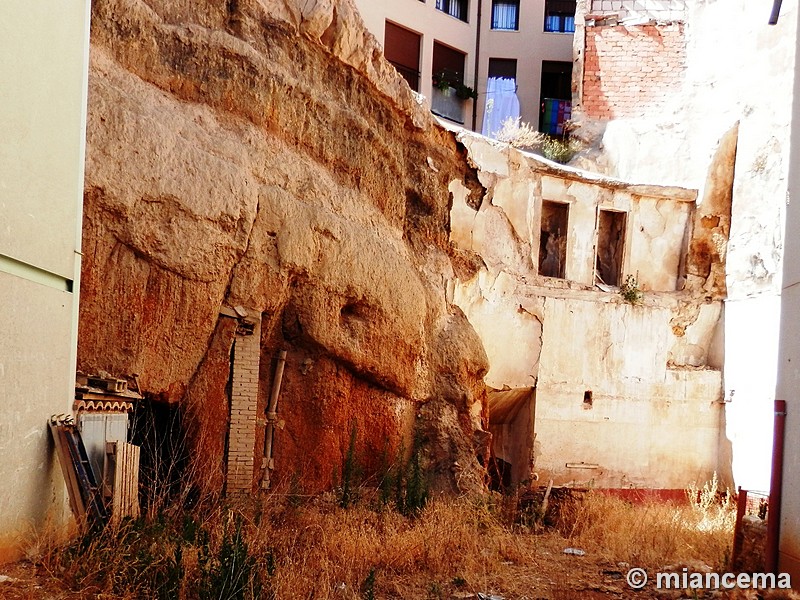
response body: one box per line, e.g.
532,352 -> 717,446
494,117 -> 583,164
620,274 -> 643,305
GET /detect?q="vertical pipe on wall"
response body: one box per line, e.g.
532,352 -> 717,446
766,399 -> 787,573
471,0 -> 483,131
261,349 -> 287,490
769,0 -> 783,25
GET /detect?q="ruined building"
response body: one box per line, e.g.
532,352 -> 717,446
448,127 -> 733,490
568,0 -> 796,491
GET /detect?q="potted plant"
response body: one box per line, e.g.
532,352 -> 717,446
432,70 -> 477,100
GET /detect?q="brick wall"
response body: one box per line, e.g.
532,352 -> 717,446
226,316 -> 261,493
582,23 -> 686,120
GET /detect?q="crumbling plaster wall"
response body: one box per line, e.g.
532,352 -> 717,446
449,131 -> 729,489
572,0 -> 795,489
79,0 -> 493,497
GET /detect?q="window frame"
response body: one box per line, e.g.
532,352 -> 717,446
543,0 -> 576,33
435,0 -> 469,22
491,0 -> 520,31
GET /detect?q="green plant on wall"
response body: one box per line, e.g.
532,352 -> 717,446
432,70 -> 477,100
619,274 -> 643,305
494,117 -> 584,164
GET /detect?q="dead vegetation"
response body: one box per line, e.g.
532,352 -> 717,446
556,486 -> 735,571
20,477 -> 743,600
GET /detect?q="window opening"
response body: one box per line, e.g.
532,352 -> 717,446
431,41 -> 468,123
540,60 -> 572,134
596,209 -> 626,286
384,21 -> 422,91
539,200 -> 569,278
436,0 -> 469,22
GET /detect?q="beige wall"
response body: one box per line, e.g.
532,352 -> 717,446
572,0 -> 797,492
352,0 -> 478,105
351,0 -> 574,130
0,1 -> 90,560
477,0 -> 574,132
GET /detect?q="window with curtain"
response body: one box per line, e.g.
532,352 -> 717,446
544,0 -> 576,32
482,58 -> 519,138
491,0 -> 519,30
435,0 -> 468,22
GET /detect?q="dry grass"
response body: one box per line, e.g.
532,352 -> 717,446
37,492 -> 536,599
33,480 -> 738,599
494,117 -> 584,164
556,483 -> 735,570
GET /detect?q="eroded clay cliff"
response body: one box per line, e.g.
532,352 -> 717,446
79,0 -> 489,495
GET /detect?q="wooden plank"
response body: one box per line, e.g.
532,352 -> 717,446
62,425 -> 108,527
111,442 -> 140,526
48,417 -> 88,530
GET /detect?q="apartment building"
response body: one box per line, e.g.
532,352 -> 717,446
353,0 -> 575,135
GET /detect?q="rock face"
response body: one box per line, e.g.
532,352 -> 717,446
79,0 -> 489,495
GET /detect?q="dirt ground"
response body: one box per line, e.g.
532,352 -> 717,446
0,532 -> 788,600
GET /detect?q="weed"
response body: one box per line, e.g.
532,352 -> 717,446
360,568 -> 377,600
199,512 -> 261,600
495,117 -> 584,164
338,423 -> 361,509
620,274 -> 643,305
556,480 -> 735,570
391,434 -> 429,516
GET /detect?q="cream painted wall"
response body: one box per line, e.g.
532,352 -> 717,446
352,0 -> 478,107
449,131 -> 726,489
477,0 -> 574,133
573,0 -> 798,492
0,0 -> 90,560
351,0 -> 575,130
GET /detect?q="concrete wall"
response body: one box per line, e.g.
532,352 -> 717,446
0,1 -> 90,560
777,0 -> 800,580
587,0 -> 686,21
449,130 -> 728,489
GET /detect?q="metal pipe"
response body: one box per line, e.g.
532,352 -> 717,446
766,399 -> 787,573
261,349 -> 287,490
769,0 -> 783,24
471,0 -> 483,131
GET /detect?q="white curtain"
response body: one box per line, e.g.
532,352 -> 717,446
481,77 -> 520,139
492,2 -> 518,29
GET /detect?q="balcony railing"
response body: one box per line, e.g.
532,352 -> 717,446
431,86 -> 465,124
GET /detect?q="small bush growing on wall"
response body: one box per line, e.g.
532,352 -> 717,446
495,117 -> 583,164
619,274 -> 643,305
